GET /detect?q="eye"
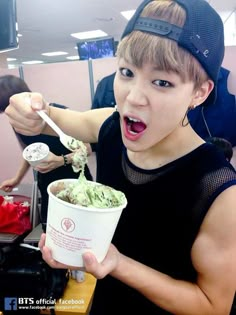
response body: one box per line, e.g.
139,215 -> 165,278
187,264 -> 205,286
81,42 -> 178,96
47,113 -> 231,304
153,79 -> 172,87
119,67 -> 134,78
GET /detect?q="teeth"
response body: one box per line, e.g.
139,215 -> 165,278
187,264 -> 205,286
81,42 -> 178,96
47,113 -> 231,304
127,117 -> 141,122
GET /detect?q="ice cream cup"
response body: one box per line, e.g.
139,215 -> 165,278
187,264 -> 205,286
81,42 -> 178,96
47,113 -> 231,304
23,142 -> 50,167
45,179 -> 127,267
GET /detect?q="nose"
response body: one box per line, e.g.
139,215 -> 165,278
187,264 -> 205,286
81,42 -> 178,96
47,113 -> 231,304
126,81 -> 148,107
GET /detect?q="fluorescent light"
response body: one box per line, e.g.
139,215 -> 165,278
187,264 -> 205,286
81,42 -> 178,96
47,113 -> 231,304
22,60 -> 44,65
8,64 -> 17,69
41,51 -> 68,56
71,30 -> 108,40
121,10 -> 136,20
66,56 -> 80,60
7,58 -> 17,61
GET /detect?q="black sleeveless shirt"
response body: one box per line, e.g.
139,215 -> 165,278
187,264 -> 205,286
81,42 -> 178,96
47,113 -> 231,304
91,111 -> 236,315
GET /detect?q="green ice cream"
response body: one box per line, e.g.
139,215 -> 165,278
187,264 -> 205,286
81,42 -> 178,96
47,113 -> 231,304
71,144 -> 88,173
55,137 -> 126,208
56,173 -> 126,208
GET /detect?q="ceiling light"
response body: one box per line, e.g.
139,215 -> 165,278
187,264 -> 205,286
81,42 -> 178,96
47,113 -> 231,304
71,30 -> 108,40
41,51 -> 68,56
66,56 -> 80,60
7,58 -> 17,61
22,60 -> 44,65
121,10 -> 136,20
8,64 -> 17,69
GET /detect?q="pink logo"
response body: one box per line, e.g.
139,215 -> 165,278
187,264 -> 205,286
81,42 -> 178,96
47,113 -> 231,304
61,218 -> 75,232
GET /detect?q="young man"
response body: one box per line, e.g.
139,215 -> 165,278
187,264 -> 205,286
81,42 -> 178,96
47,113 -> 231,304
5,0 -> 236,314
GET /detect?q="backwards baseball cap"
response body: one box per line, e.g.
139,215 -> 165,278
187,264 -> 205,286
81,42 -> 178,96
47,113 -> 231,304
121,0 -> 225,104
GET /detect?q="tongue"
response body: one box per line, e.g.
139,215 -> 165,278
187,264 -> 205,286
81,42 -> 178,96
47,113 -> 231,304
131,121 -> 146,133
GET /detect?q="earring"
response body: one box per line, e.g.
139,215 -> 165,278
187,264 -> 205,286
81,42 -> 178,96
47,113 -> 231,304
181,107 -> 191,127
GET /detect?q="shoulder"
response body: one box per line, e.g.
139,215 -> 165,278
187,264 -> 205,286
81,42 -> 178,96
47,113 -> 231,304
98,111 -> 121,144
191,184 -> 236,311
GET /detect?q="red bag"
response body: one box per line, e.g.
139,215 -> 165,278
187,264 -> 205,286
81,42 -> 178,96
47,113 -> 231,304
0,195 -> 32,234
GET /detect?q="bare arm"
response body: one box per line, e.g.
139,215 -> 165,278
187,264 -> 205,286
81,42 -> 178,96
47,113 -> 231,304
40,186 -> 236,315
0,159 -> 30,192
108,186 -> 236,315
35,144 -> 92,174
5,92 -> 115,144
45,106 -> 115,144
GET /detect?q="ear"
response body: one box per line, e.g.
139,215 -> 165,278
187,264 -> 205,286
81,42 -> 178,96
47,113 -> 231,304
191,80 -> 214,108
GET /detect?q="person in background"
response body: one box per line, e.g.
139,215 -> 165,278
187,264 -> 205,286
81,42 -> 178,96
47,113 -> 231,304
0,75 -> 93,232
6,0 -> 236,314
91,72 -> 116,110
188,67 -> 236,146
206,136 -> 233,162
91,72 -> 116,152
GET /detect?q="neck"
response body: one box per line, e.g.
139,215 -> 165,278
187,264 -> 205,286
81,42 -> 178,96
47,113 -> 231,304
127,125 -> 204,169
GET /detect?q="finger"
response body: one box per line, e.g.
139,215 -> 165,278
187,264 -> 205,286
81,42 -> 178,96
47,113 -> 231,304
30,93 -> 46,111
38,233 -> 46,250
39,234 -> 74,270
82,252 -> 108,279
35,166 -> 48,172
7,114 -> 44,136
22,92 -> 44,112
42,246 -> 72,269
2,186 -> 13,192
36,168 -> 51,174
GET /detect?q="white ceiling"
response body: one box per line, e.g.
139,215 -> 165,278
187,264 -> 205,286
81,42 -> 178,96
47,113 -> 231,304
3,0 -> 236,67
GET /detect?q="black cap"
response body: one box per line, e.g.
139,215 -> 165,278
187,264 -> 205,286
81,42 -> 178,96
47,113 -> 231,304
121,0 -> 224,104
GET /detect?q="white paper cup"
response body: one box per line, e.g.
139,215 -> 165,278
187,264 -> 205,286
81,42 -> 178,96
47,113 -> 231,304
23,142 -> 49,167
45,179 -> 127,267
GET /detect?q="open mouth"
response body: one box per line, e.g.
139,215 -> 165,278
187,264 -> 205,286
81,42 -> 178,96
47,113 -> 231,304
124,116 -> 146,135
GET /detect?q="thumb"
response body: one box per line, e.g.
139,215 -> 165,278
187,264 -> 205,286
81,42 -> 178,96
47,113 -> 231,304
30,92 -> 46,111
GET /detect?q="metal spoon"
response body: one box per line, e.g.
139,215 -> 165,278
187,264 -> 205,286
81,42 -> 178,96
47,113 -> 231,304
37,110 -> 80,151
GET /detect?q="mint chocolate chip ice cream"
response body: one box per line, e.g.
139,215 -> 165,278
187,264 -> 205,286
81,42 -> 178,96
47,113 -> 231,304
55,173 -> 126,208
50,138 -> 126,208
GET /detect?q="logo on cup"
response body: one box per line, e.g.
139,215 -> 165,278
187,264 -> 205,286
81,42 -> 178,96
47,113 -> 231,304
61,218 -> 75,232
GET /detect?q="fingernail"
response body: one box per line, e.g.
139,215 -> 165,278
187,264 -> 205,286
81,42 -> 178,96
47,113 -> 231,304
33,102 -> 42,110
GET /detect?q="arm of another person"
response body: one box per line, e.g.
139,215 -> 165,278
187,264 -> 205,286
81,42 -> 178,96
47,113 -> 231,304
6,92 -> 115,144
35,143 -> 92,174
0,158 -> 30,192
40,186 -> 236,315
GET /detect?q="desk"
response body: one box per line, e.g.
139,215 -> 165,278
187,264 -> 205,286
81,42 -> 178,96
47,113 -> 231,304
41,273 -> 96,315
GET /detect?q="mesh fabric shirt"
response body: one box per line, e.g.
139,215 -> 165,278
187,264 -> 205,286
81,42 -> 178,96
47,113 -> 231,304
90,111 -> 236,315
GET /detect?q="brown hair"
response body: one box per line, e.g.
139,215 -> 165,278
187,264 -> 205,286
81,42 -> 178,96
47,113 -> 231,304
0,75 -> 31,113
117,0 -> 208,89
